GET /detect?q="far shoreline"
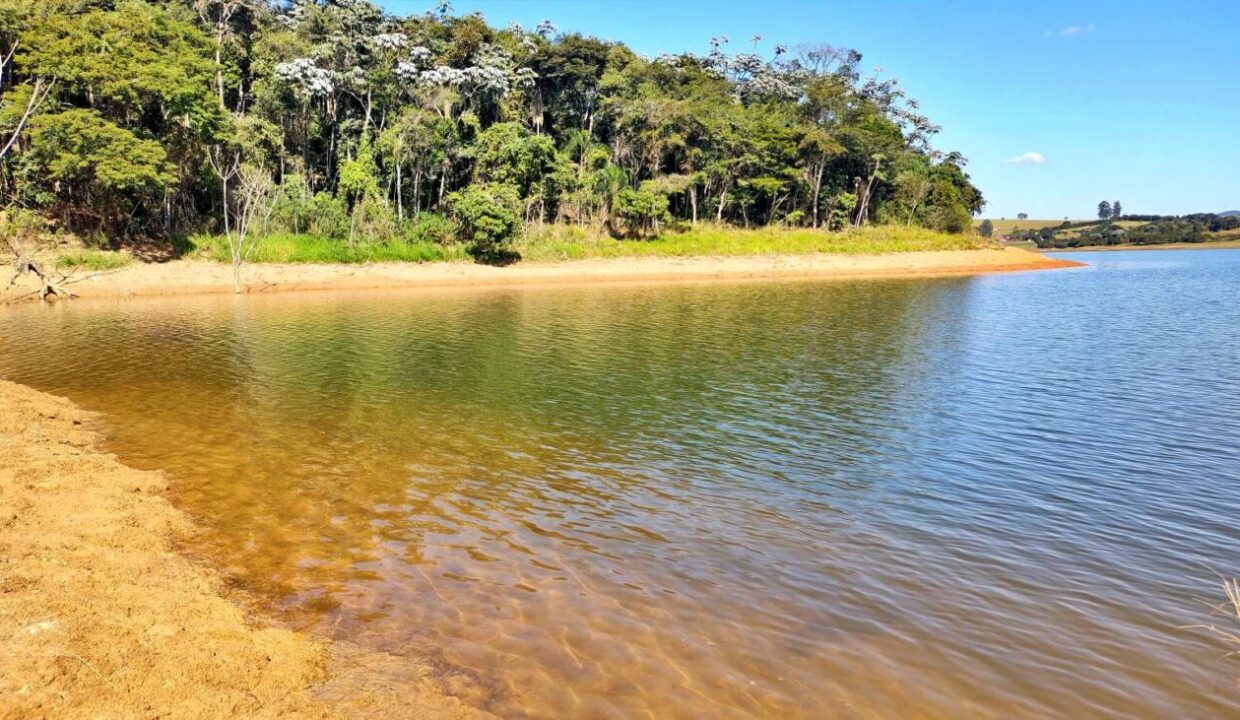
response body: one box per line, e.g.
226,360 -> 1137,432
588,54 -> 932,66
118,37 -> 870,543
3,247 -> 1083,304
1038,240 -> 1240,253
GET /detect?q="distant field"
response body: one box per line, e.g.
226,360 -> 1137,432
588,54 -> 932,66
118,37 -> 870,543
1055,220 -> 1148,239
976,218 -> 1154,240
976,219 -> 1081,238
1043,238 -> 1240,252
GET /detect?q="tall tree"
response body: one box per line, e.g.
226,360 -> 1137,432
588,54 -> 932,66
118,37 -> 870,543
1098,200 -> 1112,220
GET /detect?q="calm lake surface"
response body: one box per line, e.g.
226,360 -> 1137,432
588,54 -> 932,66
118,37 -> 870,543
3,249 -> 1240,718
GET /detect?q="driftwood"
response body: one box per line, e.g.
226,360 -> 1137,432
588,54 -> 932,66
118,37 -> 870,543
5,238 -> 76,301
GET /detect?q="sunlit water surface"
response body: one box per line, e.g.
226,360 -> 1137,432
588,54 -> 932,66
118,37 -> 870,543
3,249 -> 1240,718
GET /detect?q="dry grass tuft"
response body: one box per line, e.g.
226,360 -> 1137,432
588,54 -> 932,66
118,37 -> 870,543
1187,576 -> 1240,660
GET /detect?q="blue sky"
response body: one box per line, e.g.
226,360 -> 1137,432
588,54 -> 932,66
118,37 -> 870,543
379,1 -> 1239,219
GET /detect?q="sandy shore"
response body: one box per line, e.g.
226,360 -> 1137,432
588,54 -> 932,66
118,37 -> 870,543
0,380 -> 490,719
5,247 -> 1080,302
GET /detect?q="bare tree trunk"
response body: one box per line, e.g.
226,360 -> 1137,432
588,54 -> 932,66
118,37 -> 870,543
854,156 -> 883,227
395,160 -> 403,220
716,181 -> 731,224
413,169 -> 422,216
858,176 -> 876,226
0,77 -> 53,161
215,31 -> 226,108
221,173 -> 232,239
771,194 -> 787,225
811,164 -> 824,228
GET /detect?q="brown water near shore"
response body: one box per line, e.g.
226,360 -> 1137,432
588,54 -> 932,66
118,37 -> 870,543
0,379 -> 492,719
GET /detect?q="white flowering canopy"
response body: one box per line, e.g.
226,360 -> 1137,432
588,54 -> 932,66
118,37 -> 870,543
371,33 -> 408,52
395,43 -> 536,101
274,58 -> 335,98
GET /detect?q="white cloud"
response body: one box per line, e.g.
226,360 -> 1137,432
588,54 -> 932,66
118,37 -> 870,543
1044,24 -> 1095,39
1006,152 -> 1046,165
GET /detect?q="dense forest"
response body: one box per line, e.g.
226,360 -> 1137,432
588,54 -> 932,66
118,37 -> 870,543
0,0 -> 984,261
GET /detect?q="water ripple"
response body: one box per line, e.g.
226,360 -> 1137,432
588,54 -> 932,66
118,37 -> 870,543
2,249 -> 1239,718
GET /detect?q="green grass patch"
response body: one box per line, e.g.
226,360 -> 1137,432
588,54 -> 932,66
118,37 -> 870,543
515,225 -> 986,262
181,226 -> 984,266
184,233 -> 472,264
976,219 -> 1082,238
56,249 -> 133,271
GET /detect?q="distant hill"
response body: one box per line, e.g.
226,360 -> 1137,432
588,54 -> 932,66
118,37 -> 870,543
1219,210 -> 1240,217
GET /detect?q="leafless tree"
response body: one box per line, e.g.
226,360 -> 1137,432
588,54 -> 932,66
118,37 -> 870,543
0,43 -> 54,160
208,147 -> 275,293
194,0 -> 250,110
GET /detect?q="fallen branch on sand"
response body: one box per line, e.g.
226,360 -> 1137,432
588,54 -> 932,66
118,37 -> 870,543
5,237 -> 77,301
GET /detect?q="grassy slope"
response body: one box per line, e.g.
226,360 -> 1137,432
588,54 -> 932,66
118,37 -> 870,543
184,232 -> 473,264
515,225 -> 984,262
1053,220 -> 1148,239
983,218 -> 1238,249
56,249 -> 134,271
976,219 -> 1080,238
175,226 -> 987,265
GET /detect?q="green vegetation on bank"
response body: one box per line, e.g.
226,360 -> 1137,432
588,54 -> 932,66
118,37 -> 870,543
0,0 -> 985,273
975,218 -> 1079,238
993,214 -> 1240,249
179,225 -> 985,265
513,225 -> 984,262
184,232 -> 471,264
55,249 -> 133,271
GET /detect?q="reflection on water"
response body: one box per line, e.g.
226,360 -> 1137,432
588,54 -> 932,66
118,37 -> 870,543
3,250 -> 1240,718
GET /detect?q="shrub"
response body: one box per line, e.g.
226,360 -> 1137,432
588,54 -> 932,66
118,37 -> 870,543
931,204 -> 973,234
305,192 -> 350,240
0,208 -> 52,243
269,174 -> 313,234
351,197 -> 398,243
57,249 -> 132,271
614,185 -> 669,236
402,212 -> 460,246
446,183 -> 521,262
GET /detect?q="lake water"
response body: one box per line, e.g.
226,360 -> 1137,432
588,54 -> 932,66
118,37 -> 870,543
2,249 -> 1239,718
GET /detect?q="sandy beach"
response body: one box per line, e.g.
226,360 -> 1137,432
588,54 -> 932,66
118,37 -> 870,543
4,247 -> 1081,303
0,380 -> 490,719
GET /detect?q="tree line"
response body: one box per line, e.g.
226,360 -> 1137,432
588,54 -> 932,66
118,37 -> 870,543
0,0 -> 985,263
1012,214 -> 1240,249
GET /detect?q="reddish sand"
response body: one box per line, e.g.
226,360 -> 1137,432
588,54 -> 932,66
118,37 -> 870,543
4,247 -> 1082,303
